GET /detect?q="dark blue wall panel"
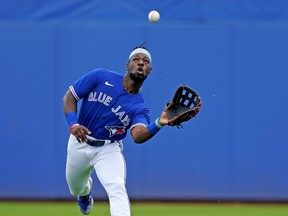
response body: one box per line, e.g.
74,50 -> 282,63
0,1 -> 288,201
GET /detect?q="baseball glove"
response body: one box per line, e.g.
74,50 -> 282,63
166,85 -> 202,127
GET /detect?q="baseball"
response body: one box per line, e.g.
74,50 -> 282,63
148,10 -> 160,23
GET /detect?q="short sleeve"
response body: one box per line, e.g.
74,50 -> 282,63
70,69 -> 104,100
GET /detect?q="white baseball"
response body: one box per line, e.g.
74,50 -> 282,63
148,10 -> 160,23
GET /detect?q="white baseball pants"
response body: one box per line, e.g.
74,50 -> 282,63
66,134 -> 130,216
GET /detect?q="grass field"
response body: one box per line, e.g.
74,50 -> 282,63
0,201 -> 288,216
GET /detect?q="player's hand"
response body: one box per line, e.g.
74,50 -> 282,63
159,110 -> 169,125
70,125 -> 91,143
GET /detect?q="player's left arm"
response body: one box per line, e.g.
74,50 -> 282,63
130,110 -> 169,144
130,125 -> 153,144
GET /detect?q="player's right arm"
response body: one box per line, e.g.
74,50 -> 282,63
63,89 -> 91,143
63,89 -> 78,114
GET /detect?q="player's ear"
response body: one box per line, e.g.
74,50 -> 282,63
148,66 -> 152,74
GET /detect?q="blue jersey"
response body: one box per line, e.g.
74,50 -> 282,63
70,68 -> 150,140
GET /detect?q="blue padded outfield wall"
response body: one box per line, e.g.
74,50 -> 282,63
0,1 -> 288,201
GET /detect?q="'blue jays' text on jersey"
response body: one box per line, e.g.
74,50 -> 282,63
69,68 -> 150,140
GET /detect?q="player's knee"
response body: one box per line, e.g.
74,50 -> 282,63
104,178 -> 126,195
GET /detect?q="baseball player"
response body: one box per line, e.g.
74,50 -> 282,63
63,45 -> 170,216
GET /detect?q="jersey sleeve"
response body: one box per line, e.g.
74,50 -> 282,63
70,69 -> 104,101
130,106 -> 150,129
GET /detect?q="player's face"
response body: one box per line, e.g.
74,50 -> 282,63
126,54 -> 152,82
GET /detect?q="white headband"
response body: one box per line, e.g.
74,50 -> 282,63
128,48 -> 152,63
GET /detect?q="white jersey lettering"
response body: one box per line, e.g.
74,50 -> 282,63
103,95 -> 112,106
88,91 -> 112,106
88,92 -> 97,102
112,105 -> 130,126
121,115 -> 130,126
97,92 -> 106,103
112,105 -> 121,113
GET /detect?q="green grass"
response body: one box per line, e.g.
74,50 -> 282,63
0,201 -> 288,216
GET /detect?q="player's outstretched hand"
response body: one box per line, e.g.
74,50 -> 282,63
159,110 -> 169,125
70,125 -> 91,143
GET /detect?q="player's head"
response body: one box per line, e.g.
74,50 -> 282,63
128,43 -> 152,64
126,43 -> 152,83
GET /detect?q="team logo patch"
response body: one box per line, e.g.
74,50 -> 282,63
105,126 -> 126,137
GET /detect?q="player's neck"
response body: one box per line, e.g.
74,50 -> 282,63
123,76 -> 142,94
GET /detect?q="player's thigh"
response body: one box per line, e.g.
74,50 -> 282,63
66,136 -> 94,185
94,143 -> 126,184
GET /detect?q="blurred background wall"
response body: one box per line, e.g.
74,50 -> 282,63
0,0 -> 288,201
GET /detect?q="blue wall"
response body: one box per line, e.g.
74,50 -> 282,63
0,1 -> 288,201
